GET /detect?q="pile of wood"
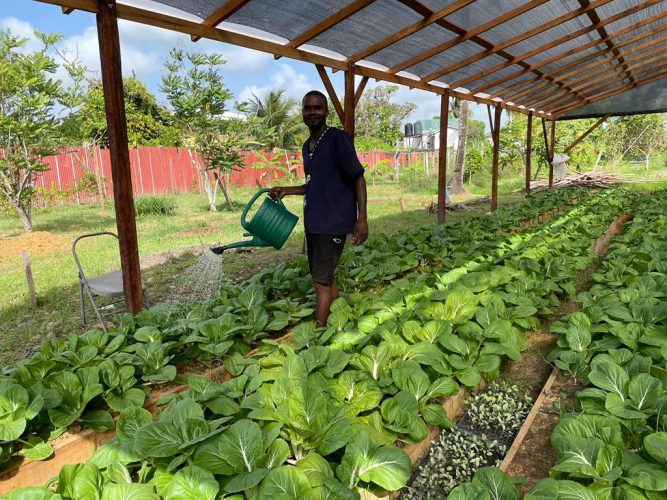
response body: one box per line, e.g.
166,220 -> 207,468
530,172 -> 619,189
423,201 -> 476,213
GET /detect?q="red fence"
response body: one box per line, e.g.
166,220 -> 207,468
33,146 -> 438,203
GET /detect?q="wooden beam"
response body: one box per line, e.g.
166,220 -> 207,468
452,0 -> 660,88
552,34 -> 667,90
426,0 -> 610,83
549,120 -> 556,188
491,105 -> 502,211
192,0 -> 249,42
563,114 -> 610,154
391,0 -> 549,75
354,76 -> 369,106
315,64 -> 345,124
525,111 -> 532,196
344,62 -> 356,138
36,0 -> 539,118
286,0 -> 375,49
577,0 -> 635,84
469,8 -> 667,96
486,104 -> 494,134
521,86 -> 573,111
350,0 -> 474,62
567,51 -> 667,94
438,90 -> 449,224
95,0 -> 143,314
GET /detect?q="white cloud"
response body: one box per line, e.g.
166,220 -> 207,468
238,63 -> 316,104
0,17 -> 46,53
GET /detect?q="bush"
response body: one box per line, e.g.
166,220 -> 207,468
134,196 -> 176,216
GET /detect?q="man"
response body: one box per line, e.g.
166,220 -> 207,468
270,90 -> 368,326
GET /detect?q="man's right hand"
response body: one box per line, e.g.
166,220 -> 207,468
269,186 -> 289,200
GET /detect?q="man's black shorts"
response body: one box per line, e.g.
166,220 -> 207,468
306,234 -> 346,285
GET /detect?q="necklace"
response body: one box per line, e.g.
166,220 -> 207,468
308,126 -> 329,160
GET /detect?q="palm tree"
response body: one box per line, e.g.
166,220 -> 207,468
247,90 -> 304,150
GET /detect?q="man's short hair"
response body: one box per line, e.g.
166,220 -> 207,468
303,90 -> 328,108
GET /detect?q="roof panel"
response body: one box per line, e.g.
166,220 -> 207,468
227,0 -> 359,43
540,44 -> 609,74
405,39 -> 482,80
153,0 -> 218,19
308,1 -> 423,58
366,25 -> 457,69
523,32 -> 600,66
446,54 -> 516,87
445,0 -> 517,29
604,3 -> 665,33
508,15 -> 593,55
481,1 -> 572,46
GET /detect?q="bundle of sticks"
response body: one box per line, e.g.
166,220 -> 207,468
530,172 -> 620,190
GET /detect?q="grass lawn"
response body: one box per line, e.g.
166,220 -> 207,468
0,181 -> 520,366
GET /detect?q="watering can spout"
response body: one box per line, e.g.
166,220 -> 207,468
209,236 -> 268,255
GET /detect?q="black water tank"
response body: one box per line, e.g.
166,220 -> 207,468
404,123 -> 414,137
413,121 -> 423,136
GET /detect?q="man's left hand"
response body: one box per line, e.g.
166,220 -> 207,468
352,217 -> 369,245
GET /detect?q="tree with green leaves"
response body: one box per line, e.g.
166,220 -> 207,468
0,30 -> 69,231
603,114 -> 666,169
246,89 -> 304,150
355,85 -> 416,149
69,77 -> 180,148
161,48 -> 236,211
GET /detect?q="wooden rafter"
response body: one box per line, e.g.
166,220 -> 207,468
536,72 -> 628,111
486,15 -> 667,98
471,17 -> 667,95
568,51 -> 667,94
552,34 -> 667,90
350,0 -> 474,62
577,0 -> 635,84
286,0 -> 374,49
425,0 -> 613,83
527,87 -> 579,112
550,66 -> 667,115
192,0 -> 249,42
454,0 -> 663,91
390,0 -> 549,75
315,64 -> 345,123
563,114 -> 610,154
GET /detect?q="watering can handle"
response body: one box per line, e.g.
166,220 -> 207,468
240,188 -> 286,230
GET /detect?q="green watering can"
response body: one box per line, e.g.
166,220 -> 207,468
210,188 -> 299,254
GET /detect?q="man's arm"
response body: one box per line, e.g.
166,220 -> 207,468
352,174 -> 368,245
269,185 -> 306,199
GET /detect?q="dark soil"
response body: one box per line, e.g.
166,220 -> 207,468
505,374 -> 582,493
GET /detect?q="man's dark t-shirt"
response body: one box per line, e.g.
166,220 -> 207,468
302,127 -> 365,235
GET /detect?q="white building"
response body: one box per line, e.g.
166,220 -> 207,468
403,118 -> 459,151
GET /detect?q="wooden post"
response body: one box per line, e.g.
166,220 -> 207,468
525,111 -> 533,196
344,61 -> 356,138
22,250 -> 37,310
96,0 -> 144,314
549,119 -> 556,188
541,117 -> 550,182
438,90 -> 449,224
491,105 -> 502,212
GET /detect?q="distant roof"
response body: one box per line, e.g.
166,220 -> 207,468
39,0 -> 667,119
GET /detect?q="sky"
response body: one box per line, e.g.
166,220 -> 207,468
1,0 -> 494,131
